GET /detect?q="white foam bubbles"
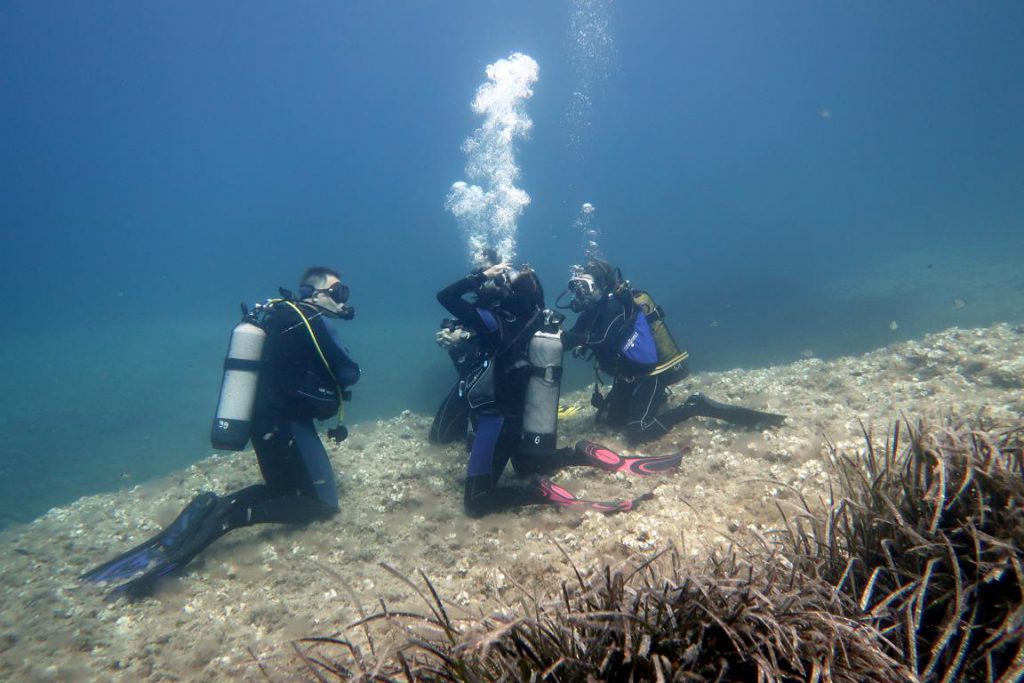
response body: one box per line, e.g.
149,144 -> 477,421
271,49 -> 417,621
446,52 -> 540,264
567,0 -> 616,148
574,201 -> 602,260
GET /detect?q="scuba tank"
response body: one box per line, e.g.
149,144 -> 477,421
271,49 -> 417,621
521,310 -> 565,455
632,290 -> 687,371
211,310 -> 266,450
211,290 -> 354,450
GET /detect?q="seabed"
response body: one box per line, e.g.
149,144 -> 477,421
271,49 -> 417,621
1,323 -> 1022,681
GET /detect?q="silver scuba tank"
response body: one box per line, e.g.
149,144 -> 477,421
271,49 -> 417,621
521,311 -> 564,455
211,319 -> 266,450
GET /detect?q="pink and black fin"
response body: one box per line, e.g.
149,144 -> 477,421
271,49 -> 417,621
535,477 -> 653,514
574,440 -> 686,476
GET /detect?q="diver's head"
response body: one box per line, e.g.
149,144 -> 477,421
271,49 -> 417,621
477,264 -> 544,315
584,258 -> 622,293
506,266 -> 545,315
299,266 -> 353,319
566,259 -> 622,311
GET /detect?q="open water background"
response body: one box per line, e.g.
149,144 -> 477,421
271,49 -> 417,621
1,1 -> 1021,526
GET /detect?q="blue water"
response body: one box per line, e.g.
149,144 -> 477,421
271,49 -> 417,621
1,2 -> 1022,527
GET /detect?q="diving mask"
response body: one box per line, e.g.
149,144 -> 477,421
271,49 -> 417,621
299,281 -> 349,304
308,282 -> 354,319
316,281 -> 349,304
568,273 -> 596,299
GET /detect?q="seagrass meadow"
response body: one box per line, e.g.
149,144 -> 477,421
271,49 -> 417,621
297,417 -> 1023,682
0,323 -> 1021,681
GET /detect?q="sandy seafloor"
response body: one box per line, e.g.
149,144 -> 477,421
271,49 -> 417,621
1,323 -> 1022,681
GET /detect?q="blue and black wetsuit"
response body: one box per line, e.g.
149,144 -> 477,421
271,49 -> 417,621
565,291 -> 784,443
437,273 -> 578,517
564,292 -> 689,444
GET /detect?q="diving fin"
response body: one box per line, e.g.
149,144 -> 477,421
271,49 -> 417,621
105,495 -> 234,600
535,477 -> 654,514
667,392 -> 786,430
574,440 -> 686,476
106,555 -> 190,600
79,492 -> 220,586
78,537 -> 167,585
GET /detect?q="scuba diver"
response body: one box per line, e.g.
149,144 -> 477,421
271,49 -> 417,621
436,261 -> 684,518
561,258 -> 786,444
429,248 -> 500,446
80,267 -> 359,599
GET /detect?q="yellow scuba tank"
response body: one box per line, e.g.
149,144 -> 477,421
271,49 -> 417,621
631,290 -> 688,375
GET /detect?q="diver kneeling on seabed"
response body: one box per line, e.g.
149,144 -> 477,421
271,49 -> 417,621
80,267 -> 359,599
559,258 -> 786,444
435,258 -> 685,518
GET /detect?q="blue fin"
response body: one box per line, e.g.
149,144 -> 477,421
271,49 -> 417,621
79,492 -> 220,585
79,538 -> 167,584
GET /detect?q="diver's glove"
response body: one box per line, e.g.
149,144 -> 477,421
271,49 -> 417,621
436,326 -> 471,349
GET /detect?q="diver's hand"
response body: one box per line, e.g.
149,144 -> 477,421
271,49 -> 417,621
482,263 -> 512,279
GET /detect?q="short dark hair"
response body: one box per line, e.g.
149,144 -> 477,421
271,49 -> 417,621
584,259 -> 621,292
300,266 -> 340,289
510,269 -> 545,312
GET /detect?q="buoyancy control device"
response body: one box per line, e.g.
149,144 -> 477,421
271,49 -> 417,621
522,310 -> 565,454
211,294 -> 352,450
631,290 -> 688,374
211,311 -> 267,450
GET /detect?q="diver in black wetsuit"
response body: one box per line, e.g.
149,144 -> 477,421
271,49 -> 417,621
436,262 -> 676,518
562,259 -> 786,444
81,267 -> 360,598
430,248 -> 498,446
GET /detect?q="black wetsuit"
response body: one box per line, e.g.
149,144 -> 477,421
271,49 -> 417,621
437,274 -> 581,517
564,291 -> 690,444
81,300 -> 360,597
229,301 -> 360,526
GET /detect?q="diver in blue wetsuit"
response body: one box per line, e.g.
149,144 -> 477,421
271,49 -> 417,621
562,259 -> 785,444
436,263 -> 548,516
81,267 -> 360,598
436,263 -> 671,517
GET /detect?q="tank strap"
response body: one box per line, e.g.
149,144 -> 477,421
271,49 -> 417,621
644,305 -> 665,324
224,358 -> 263,372
530,365 -> 564,382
